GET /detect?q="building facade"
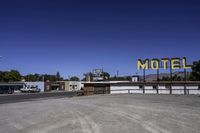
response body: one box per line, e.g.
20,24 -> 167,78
24,82 -> 45,92
44,81 -> 82,92
65,81 -> 82,91
83,82 -> 110,95
82,81 -> 200,95
45,81 -> 65,92
0,82 -> 24,94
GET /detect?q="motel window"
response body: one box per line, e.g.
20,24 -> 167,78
139,85 -> 143,89
153,85 -> 157,89
165,85 -> 170,89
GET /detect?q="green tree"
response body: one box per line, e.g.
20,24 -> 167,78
172,74 -> 177,81
101,72 -> 110,80
161,76 -> 170,81
56,72 -> 61,81
126,76 -> 132,81
177,76 -> 182,81
0,71 -> 4,82
70,76 -> 80,81
25,74 -> 38,81
110,76 -> 130,81
44,74 -> 57,81
81,77 -> 86,81
191,60 -> 200,81
3,70 -> 22,82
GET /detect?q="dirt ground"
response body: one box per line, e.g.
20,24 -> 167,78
0,94 -> 200,133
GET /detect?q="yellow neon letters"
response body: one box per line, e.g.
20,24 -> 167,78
137,57 -> 191,70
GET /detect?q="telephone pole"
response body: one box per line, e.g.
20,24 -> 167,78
0,56 -> 3,69
0,56 -> 2,82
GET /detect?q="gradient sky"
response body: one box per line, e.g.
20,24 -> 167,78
0,0 -> 200,78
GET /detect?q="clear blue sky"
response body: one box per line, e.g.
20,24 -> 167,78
0,0 -> 200,78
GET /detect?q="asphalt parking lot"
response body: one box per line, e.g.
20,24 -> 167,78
0,94 -> 200,133
0,92 -> 77,104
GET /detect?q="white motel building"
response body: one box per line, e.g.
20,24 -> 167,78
82,81 -> 200,95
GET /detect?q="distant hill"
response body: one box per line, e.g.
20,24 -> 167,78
138,71 -> 190,82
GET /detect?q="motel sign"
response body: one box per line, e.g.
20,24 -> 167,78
138,57 -> 192,70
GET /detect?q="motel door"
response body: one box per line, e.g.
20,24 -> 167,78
51,84 -> 60,91
94,86 -> 106,94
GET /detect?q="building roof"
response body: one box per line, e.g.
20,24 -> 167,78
0,82 -> 25,86
82,81 -> 200,86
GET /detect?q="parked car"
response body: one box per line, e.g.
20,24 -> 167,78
21,86 -> 40,93
13,90 -> 21,93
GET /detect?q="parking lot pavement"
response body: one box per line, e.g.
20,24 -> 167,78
0,94 -> 200,133
0,91 -> 77,104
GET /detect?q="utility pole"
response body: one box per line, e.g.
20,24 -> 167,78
116,70 -> 119,77
0,56 -> 3,65
0,56 -> 2,82
157,69 -> 160,81
169,60 -> 173,81
184,68 -> 187,81
184,68 -> 187,95
143,69 -> 146,82
28,74 -> 30,82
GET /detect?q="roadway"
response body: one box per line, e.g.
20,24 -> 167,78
0,91 -> 77,104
